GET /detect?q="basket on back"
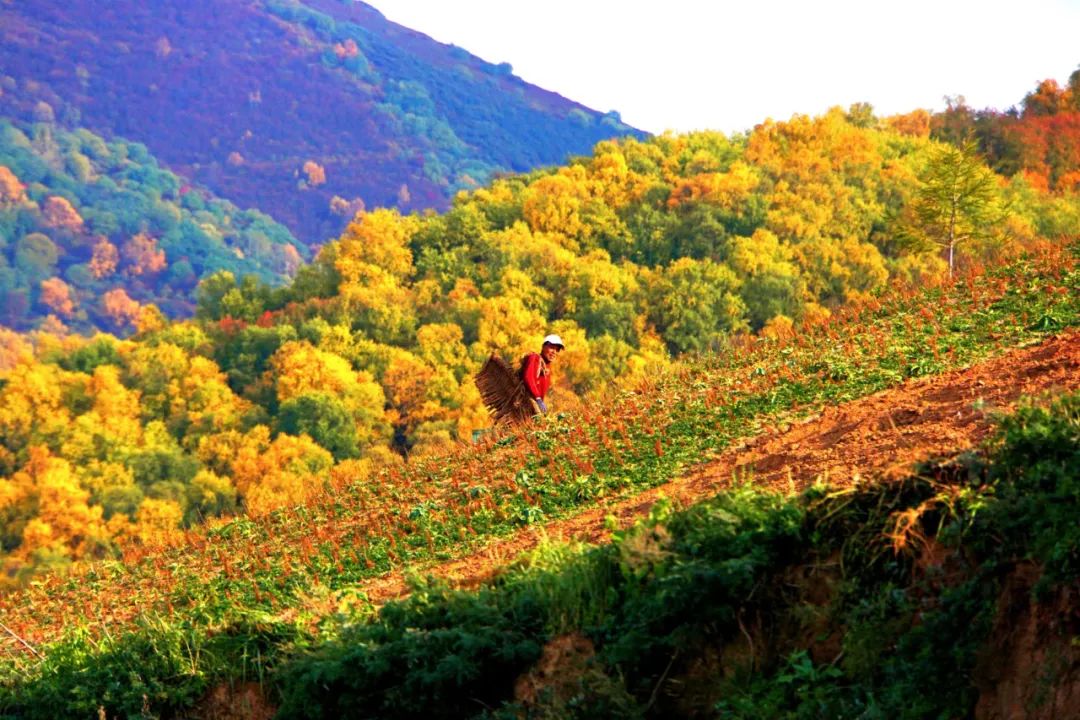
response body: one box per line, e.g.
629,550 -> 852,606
475,354 -> 537,425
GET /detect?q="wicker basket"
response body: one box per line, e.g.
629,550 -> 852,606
474,354 -> 538,425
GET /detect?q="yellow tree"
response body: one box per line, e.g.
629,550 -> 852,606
0,166 -> 27,207
416,323 -> 470,382
231,425 -> 334,515
334,209 -> 419,343
1,447 -> 107,568
101,288 -> 142,329
130,497 -> 184,547
728,229 -> 806,328
336,207 -> 417,280
168,356 -> 250,446
122,233 -> 167,276
0,361 -> 74,454
268,340 -> 390,450
902,140 -> 1009,276
521,168 -> 592,250
59,364 -> 144,466
474,295 -> 546,359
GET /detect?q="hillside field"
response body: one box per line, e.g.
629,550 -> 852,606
0,238 -> 1076,718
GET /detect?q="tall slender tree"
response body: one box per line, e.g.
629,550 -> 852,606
905,140 -> 1007,276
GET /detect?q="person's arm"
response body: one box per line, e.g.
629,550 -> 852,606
522,353 -> 543,400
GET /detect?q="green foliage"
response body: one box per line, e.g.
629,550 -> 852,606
974,392 -> 1080,590
55,336 -> 121,374
0,612 -> 301,720
276,392 -> 361,461
902,139 -> 1008,274
274,581 -> 546,719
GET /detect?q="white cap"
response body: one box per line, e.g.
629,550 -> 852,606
542,334 -> 565,349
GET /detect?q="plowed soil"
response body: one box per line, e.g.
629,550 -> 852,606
362,330 -> 1080,604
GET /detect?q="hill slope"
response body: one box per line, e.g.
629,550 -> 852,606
0,238 -> 1075,644
361,328 -> 1080,604
0,245 -> 1076,718
0,0 -> 643,244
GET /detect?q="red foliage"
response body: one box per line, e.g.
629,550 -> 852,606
1008,112 -> 1080,191
218,315 -> 248,335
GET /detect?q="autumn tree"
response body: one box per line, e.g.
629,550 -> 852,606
302,161 -> 326,187
122,233 -> 167,276
230,425 -> 334,515
276,392 -> 360,461
1022,79 -> 1069,117
334,209 -> 419,343
39,277 -> 76,317
89,238 -> 120,279
0,447 -> 108,573
728,229 -> 806,329
42,196 -> 84,232
646,258 -> 747,354
268,340 -> 390,450
0,166 -> 27,206
101,288 -> 142,328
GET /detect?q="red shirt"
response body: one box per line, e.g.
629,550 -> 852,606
521,353 -> 550,400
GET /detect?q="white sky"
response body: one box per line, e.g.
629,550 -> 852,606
371,0 -> 1080,135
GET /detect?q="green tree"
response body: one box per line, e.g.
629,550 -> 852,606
905,140 -> 1007,276
647,258 -> 747,354
276,392 -> 361,461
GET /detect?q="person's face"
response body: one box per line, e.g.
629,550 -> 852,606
541,343 -> 561,362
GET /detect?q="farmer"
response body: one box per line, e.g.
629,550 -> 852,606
521,334 -> 564,415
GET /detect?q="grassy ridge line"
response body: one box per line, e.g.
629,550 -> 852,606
0,241 -> 1077,655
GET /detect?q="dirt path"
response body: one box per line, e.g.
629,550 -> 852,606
362,331 -> 1080,603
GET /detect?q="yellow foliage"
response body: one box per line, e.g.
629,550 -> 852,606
799,302 -> 832,329
337,207 -> 418,280
668,161 -> 760,210
761,315 -> 795,340
620,331 -> 670,385
0,327 -> 34,371
521,170 -> 591,247
0,361 -> 74,450
416,323 -> 468,377
59,366 -> 144,464
329,457 -> 374,488
231,425 -> 334,515
5,447 -> 107,561
474,295 -> 546,359
454,380 -> 491,440
886,109 -> 932,138
272,340 -> 360,401
171,355 -> 250,442
133,497 -> 183,546
546,319 -> 594,393
889,253 -> 949,287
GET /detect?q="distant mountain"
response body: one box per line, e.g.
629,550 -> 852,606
0,119 -> 306,332
0,0 -> 645,245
